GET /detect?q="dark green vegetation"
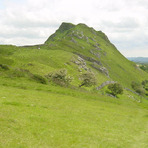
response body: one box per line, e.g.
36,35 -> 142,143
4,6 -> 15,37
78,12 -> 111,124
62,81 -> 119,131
107,83 -> 123,97
140,64 -> 148,73
79,72 -> 97,87
46,68 -> 73,86
131,81 -> 146,96
0,22 -> 148,147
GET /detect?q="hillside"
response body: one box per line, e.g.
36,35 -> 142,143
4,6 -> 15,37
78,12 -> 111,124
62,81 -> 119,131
43,22 -> 148,87
0,22 -> 148,147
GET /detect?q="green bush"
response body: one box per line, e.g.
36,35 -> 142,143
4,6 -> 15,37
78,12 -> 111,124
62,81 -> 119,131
131,81 -> 145,96
79,72 -> 97,87
11,68 -> 30,78
46,69 -> 73,86
108,83 -> 123,97
0,64 -> 10,70
140,65 -> 148,72
31,74 -> 47,84
142,80 -> 148,90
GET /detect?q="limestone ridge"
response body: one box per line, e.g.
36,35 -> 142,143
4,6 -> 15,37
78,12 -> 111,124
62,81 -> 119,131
44,22 -> 112,46
44,22 -> 121,79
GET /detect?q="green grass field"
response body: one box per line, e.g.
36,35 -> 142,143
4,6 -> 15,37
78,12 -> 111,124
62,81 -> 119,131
0,77 -> 148,148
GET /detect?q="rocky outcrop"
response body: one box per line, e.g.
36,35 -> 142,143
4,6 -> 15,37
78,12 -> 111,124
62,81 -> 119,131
90,50 -> 100,58
96,81 -> 116,90
124,88 -> 140,96
72,56 -> 90,71
91,64 -> 109,77
71,37 -> 77,43
93,44 -> 102,50
74,53 -> 102,66
89,37 -> 96,42
99,67 -> 109,77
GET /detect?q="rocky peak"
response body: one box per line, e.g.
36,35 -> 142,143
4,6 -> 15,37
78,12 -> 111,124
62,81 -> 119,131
58,22 -> 75,33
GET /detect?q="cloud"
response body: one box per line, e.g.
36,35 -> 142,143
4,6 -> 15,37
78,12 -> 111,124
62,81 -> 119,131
121,48 -> 148,58
0,0 -> 148,56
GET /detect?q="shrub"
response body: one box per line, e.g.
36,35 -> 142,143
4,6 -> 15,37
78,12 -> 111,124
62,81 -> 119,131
11,68 -> 30,78
131,81 -> 141,90
142,80 -> 148,85
135,87 -> 145,96
0,64 -> 10,70
46,69 -> 73,86
131,81 -> 145,96
142,80 -> 148,90
31,74 -> 47,84
79,72 -> 97,87
108,83 -> 123,97
140,65 -> 148,72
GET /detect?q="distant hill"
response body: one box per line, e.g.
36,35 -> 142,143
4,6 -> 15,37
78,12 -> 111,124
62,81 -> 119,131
128,57 -> 148,63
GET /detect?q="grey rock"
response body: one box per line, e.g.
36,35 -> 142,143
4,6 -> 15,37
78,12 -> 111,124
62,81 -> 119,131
71,37 -> 77,43
107,93 -> 117,98
96,81 -> 116,90
89,37 -> 96,42
99,67 -> 109,77
90,50 -> 100,58
74,53 -> 102,66
72,56 -> 89,71
91,64 -> 109,77
81,46 -> 85,49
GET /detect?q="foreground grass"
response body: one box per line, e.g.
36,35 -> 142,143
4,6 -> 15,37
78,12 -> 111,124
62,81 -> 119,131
0,83 -> 148,148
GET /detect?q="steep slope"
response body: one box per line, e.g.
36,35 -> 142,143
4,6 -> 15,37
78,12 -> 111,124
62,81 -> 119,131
43,22 -> 148,87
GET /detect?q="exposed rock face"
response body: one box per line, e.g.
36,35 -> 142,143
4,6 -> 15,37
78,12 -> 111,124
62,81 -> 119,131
99,67 -> 109,77
124,88 -> 140,96
93,44 -> 102,50
106,93 -> 116,98
89,37 -> 96,42
90,28 -> 97,35
96,81 -> 116,90
72,56 -> 90,71
69,30 -> 85,39
71,38 -> 77,43
90,50 -> 100,58
91,64 -> 109,77
74,53 -> 102,66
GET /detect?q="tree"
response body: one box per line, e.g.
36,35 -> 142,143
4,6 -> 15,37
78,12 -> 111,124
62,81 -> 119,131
32,74 -> 47,84
46,69 -> 73,86
79,72 -> 97,87
131,81 -> 145,96
108,83 -> 123,97
142,80 -> 148,91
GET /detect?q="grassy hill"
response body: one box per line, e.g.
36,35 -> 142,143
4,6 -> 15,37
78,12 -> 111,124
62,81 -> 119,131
0,22 -> 148,147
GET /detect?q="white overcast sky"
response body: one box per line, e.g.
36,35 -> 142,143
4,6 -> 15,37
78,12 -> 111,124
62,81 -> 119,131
0,0 -> 148,57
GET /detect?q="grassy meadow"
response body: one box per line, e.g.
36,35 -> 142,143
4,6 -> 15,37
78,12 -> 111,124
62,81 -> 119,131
0,79 -> 148,148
